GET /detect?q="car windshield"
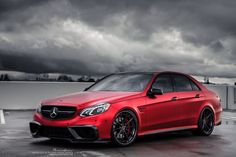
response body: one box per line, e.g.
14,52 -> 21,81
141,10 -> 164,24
87,74 -> 153,92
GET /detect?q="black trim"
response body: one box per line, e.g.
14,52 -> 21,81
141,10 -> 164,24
29,121 -> 100,142
29,121 -> 41,137
69,125 -> 98,140
84,74 -> 113,91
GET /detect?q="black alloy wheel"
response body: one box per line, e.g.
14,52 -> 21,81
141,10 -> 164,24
193,108 -> 214,136
111,110 -> 138,146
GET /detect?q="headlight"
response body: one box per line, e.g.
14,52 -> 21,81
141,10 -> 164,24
80,102 -> 111,117
36,104 -> 41,113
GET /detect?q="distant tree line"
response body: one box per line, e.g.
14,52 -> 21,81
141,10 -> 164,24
57,75 -> 96,82
0,73 -> 96,82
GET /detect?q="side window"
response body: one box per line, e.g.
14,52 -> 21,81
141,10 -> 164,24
190,80 -> 201,91
173,74 -> 192,92
152,75 -> 173,93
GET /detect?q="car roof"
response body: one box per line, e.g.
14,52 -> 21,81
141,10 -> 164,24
115,72 -> 156,75
115,71 -> 189,76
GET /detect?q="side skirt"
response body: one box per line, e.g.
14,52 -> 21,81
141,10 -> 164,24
138,125 -> 198,136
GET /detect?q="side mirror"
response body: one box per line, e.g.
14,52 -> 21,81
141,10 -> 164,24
147,88 -> 163,97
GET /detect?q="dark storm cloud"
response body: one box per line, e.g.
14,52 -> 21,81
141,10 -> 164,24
0,0 -> 49,26
0,49 -> 94,75
0,0 -> 47,14
69,0 -> 236,44
0,0 -> 236,80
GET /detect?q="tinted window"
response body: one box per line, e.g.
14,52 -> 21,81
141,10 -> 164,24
87,74 -> 152,92
190,80 -> 200,91
152,75 -> 173,93
173,75 -> 192,92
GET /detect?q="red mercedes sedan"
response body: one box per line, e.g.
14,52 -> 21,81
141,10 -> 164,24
30,71 -> 222,146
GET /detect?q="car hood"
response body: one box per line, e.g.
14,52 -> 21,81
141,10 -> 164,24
41,91 -> 142,107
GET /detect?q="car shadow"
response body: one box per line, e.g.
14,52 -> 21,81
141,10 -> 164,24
30,130 -> 226,150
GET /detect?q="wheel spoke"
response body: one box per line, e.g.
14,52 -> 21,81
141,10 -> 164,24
204,123 -> 210,131
206,120 -> 213,128
201,120 -> 205,130
116,129 -> 123,139
113,127 -> 122,131
206,113 -> 213,120
126,117 -> 134,125
114,121 -> 122,127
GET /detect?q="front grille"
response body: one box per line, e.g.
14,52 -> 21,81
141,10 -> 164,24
39,126 -> 73,139
41,105 -> 76,120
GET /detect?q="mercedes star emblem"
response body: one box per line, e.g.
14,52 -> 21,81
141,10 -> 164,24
50,107 -> 58,118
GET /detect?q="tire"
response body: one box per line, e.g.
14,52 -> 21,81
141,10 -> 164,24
193,107 -> 214,136
111,110 -> 138,146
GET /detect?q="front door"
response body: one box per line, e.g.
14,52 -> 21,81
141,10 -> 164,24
144,74 -> 183,131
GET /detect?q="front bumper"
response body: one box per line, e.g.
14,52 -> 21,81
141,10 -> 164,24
29,121 -> 104,142
30,105 -> 117,141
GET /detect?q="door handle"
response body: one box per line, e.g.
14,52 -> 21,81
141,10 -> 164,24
195,94 -> 200,98
171,96 -> 178,101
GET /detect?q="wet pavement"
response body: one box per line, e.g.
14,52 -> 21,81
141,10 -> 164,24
0,111 -> 236,157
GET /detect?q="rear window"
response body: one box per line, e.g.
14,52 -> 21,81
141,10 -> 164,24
190,80 -> 201,91
173,74 -> 192,92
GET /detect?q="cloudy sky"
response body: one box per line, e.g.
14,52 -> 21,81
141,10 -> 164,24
0,0 -> 235,83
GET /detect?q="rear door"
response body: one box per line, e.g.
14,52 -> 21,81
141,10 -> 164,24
171,74 -> 205,126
